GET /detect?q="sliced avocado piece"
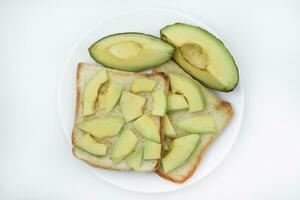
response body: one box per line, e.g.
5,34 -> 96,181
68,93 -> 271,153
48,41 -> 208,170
120,91 -> 146,122
144,140 -> 161,160
162,115 -> 177,138
163,137 -> 173,153
98,81 -> 123,112
125,147 -> 144,170
151,90 -> 167,116
169,73 -> 206,112
133,115 -> 160,143
77,116 -> 124,139
160,23 -> 239,92
162,134 -> 200,172
89,33 -> 174,72
163,140 -> 170,152
131,78 -> 157,93
83,69 -> 108,116
166,93 -> 189,112
111,129 -> 139,163
177,115 -> 216,134
165,137 -> 173,149
77,134 -> 107,156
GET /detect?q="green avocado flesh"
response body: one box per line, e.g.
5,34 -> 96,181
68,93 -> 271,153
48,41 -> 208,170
164,138 -> 173,152
98,81 -> 123,113
162,115 -> 177,138
163,140 -> 170,152
111,129 -> 139,163
160,23 -> 239,92
125,148 -> 144,170
120,91 -> 146,122
130,78 -> 157,93
77,134 -> 107,156
89,33 -> 174,72
77,116 -> 124,139
177,115 -> 216,134
151,90 -> 167,116
144,140 -> 161,160
167,93 -> 189,112
169,73 -> 206,112
83,69 -> 108,116
162,134 -> 200,172
133,115 -> 160,143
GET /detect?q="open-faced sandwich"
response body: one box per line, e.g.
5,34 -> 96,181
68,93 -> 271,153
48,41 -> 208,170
71,23 -> 239,183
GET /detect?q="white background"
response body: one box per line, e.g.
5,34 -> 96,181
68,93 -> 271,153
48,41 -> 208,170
0,0 -> 299,199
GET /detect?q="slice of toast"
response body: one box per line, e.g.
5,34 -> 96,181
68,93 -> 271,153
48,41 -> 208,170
72,63 -> 168,171
153,61 -> 233,183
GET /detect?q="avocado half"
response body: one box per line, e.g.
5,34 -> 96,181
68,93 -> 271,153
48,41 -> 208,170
89,32 -> 174,72
160,23 -> 239,92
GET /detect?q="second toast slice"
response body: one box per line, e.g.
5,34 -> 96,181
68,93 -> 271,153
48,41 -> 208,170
154,61 -> 233,183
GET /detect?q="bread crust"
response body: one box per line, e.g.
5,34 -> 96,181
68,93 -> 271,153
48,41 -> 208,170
72,63 -> 169,171
156,100 -> 233,183
71,63 -> 84,146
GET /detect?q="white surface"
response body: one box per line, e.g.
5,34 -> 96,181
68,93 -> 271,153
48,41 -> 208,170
58,8 -> 244,193
0,0 -> 300,199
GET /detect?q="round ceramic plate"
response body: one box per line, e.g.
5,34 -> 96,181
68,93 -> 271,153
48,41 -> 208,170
57,8 -> 244,193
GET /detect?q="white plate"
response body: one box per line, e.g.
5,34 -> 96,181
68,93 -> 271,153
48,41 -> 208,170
57,8 -> 244,193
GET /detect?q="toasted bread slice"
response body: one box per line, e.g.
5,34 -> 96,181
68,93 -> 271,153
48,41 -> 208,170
154,61 -> 233,183
72,63 -> 168,171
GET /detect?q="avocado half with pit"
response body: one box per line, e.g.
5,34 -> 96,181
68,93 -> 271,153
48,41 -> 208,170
160,23 -> 239,92
89,33 -> 174,72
